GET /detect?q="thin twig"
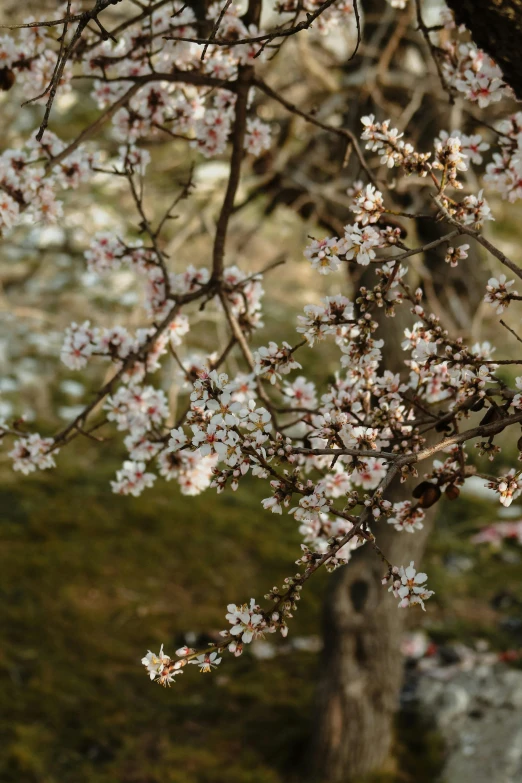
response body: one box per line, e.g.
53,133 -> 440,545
254,76 -> 374,181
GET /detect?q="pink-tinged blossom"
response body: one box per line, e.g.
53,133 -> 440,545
282,376 -> 317,409
388,562 -> 434,610
111,460 -> 156,496
319,468 -> 353,499
191,422 -> 227,456
445,244 -> 469,267
141,645 -> 183,686
244,118 -> 271,156
168,314 -> 190,348
242,401 -> 272,445
488,471 -> 522,508
459,133 -> 490,165
61,321 -> 98,370
304,236 -> 346,275
226,373 -> 257,403
344,224 -> 382,266
484,275 -> 517,314
225,599 -> 265,644
387,501 -> 425,533
352,184 -> 385,225
206,391 -> 243,426
352,458 -> 388,490
192,652 -> 222,672
253,342 -> 302,383
443,42 -> 509,109
9,434 -> 57,475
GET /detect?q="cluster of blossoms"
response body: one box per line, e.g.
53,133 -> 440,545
487,471 -> 522,508
168,369 -> 276,484
225,599 -> 267,647
384,562 -> 434,611
484,113 -> 522,203
88,1 -> 275,161
433,134 -> 468,189
142,592 -> 290,684
296,294 -> 355,345
8,433 -> 57,475
253,342 -> 302,383
304,223 -> 398,273
450,189 -> 493,228
445,244 -> 469,268
141,643 -> 222,684
276,0 -> 356,35
360,117 -> 495,229
2,0 -> 522,690
1,2 -> 274,166
0,7 -> 74,97
436,130 -> 489,167
360,115 -> 431,173
472,519 -> 522,547
441,41 -> 510,108
484,275 -> 518,315
0,131 -> 95,235
387,501 -> 425,533
84,0 -> 264,153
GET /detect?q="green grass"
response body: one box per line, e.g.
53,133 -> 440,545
0,442 -> 326,783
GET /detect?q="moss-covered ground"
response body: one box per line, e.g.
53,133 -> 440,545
2,434 -> 522,783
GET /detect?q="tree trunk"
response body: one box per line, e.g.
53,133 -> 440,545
304,1 -> 496,775
311,513 -> 435,781
309,226 -> 487,781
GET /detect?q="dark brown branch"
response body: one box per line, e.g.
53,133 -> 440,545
164,0 -> 340,48
253,76 -> 374,181
45,82 -> 142,171
32,0 -> 126,140
211,64 -> 251,282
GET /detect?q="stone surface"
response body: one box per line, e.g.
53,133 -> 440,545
416,665 -> 522,783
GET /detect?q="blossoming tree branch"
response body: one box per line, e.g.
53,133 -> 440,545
1,0 -> 522,685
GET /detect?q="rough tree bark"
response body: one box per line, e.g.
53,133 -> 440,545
445,0 -> 522,100
311,506 -> 435,780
